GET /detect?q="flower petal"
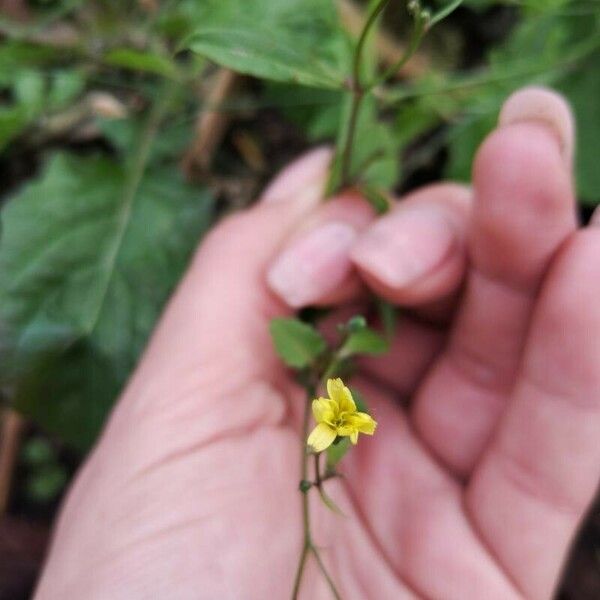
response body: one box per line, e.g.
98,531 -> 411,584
307,423 -> 337,453
350,430 -> 359,444
350,412 -> 377,435
336,424 -> 355,437
312,398 -> 335,424
327,378 -> 356,412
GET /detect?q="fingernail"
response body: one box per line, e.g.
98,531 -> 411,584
351,207 -> 456,288
267,222 -> 356,307
499,87 -> 574,163
261,146 -> 332,206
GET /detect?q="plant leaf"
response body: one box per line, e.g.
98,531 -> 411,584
270,317 -> 327,369
0,153 -> 214,449
339,327 -> 389,358
104,48 -> 179,78
317,483 -> 345,515
360,184 -> 391,215
444,5 -> 600,205
326,436 -> 350,469
183,0 -> 351,89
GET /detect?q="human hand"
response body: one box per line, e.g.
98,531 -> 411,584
35,87 -> 599,600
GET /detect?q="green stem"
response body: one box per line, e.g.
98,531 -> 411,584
339,88 -> 363,189
314,452 -> 322,487
291,384 -> 314,600
291,542 -> 310,600
312,546 -> 343,600
352,0 -> 392,89
338,0 -> 392,191
429,0 -> 465,28
374,15 -> 427,86
292,370 -> 344,599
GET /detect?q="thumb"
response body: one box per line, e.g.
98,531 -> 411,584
118,147 -> 332,413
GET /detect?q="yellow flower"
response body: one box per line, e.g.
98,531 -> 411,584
306,378 -> 377,453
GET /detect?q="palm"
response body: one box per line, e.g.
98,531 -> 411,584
36,95 -> 600,600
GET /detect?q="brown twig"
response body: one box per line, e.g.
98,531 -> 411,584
183,68 -> 239,177
0,409 -> 25,515
337,0 -> 429,79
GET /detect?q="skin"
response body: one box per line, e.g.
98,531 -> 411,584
35,88 -> 600,599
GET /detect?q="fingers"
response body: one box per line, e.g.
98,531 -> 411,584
466,229 -> 600,600
351,183 -> 471,306
266,191 -> 375,307
341,377 -> 522,599
412,87 -> 577,476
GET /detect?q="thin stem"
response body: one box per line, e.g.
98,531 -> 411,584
314,452 -> 322,487
338,0 -> 392,191
292,367 -> 345,598
291,542 -> 310,600
429,0 -> 464,28
291,384 -> 315,600
352,0 -> 392,89
312,546 -> 343,600
339,88 -> 363,188
300,383 -> 315,538
375,16 -> 427,86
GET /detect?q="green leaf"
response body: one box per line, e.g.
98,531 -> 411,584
360,184 -> 391,215
104,48 -> 179,78
339,327 -> 389,359
326,436 -> 350,469
13,70 -> 45,113
0,41 -> 64,87
47,69 -> 85,108
184,0 -> 351,89
0,153 -> 215,450
444,5 -> 600,204
26,464 -> 68,503
349,386 -> 369,413
556,51 -> 600,204
376,298 -> 397,341
21,437 -> 55,465
317,483 -> 345,515
98,116 -> 193,165
270,317 -> 327,369
0,106 -> 30,151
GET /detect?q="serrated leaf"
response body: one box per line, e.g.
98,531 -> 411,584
0,153 -> 214,450
270,317 -> 327,369
339,327 -> 389,359
184,0 -> 351,89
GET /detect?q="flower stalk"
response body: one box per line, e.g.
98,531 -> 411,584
292,373 -> 377,598
292,379 -> 342,600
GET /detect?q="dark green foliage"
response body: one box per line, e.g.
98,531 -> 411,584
0,154 -> 214,448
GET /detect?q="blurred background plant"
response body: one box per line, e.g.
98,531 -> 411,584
0,1 -> 598,598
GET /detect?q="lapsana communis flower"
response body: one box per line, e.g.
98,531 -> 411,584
307,378 -> 377,453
